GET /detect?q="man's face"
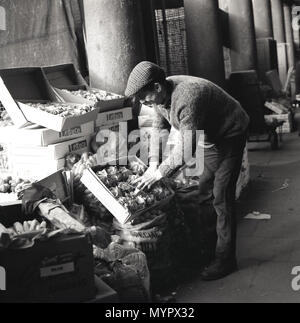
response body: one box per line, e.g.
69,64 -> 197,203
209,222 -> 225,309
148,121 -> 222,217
138,90 -> 160,107
137,83 -> 166,107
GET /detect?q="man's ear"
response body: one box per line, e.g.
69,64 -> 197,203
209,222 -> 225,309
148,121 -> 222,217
154,82 -> 162,93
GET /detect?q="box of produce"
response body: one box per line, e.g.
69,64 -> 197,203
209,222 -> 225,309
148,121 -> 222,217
96,107 -> 132,127
18,101 -> 99,132
4,121 -> 95,147
42,63 -> 88,90
80,156 -> 174,225
55,88 -> 125,112
10,135 -> 91,160
0,230 -> 95,302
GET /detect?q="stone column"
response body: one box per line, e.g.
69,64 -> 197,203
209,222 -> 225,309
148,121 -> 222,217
270,0 -> 286,43
283,3 -> 295,68
228,0 -> 258,71
83,0 -> 146,95
252,0 -> 273,39
184,0 -> 226,88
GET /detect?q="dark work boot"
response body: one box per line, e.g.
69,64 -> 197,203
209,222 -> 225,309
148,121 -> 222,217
200,257 -> 238,281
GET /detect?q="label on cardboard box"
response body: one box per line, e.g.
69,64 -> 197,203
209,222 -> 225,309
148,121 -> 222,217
96,107 -> 132,127
3,121 -> 94,147
11,135 -> 91,160
40,262 -> 75,278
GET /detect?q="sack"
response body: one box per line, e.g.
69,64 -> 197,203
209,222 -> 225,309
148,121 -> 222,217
113,212 -> 172,271
94,242 -> 151,302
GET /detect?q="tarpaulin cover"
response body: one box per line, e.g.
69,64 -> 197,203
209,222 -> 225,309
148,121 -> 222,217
0,0 -> 86,74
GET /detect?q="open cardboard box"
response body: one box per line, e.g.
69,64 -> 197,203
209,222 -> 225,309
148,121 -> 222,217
17,101 -> 99,132
0,67 -> 59,102
0,217 -> 95,303
42,63 -> 88,90
54,87 -> 125,113
80,156 -> 174,225
0,70 -> 98,132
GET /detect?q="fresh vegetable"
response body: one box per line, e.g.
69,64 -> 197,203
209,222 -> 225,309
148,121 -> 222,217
61,89 -> 123,103
26,102 -> 95,117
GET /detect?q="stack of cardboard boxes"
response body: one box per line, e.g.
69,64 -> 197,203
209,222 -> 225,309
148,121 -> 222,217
0,64 -> 132,180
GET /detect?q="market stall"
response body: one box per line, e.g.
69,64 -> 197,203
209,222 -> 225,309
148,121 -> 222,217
0,63 -> 250,303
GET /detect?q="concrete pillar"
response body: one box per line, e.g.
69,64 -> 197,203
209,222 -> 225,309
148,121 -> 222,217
184,0 -> 225,88
252,0 -> 273,39
270,0 -> 286,43
283,3 -> 295,68
83,0 -> 146,95
228,0 -> 258,71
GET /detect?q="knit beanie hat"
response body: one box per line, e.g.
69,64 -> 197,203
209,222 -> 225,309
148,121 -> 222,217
125,61 -> 166,97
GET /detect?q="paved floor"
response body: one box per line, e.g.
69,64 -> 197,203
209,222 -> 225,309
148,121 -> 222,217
175,131 -> 300,303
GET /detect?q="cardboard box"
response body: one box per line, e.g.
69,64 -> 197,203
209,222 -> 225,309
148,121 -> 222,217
0,67 -> 58,102
54,87 -> 125,113
0,232 -> 95,303
42,63 -> 88,90
3,122 -> 94,147
13,158 -> 66,181
80,157 -> 174,225
265,101 -> 289,114
18,101 -> 99,132
95,123 -> 121,133
96,107 -> 132,127
10,136 -> 91,160
0,72 -> 98,132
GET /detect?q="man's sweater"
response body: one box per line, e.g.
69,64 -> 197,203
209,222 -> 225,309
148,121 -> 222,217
150,75 -> 250,177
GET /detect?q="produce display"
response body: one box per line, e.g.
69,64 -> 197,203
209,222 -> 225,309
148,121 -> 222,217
94,160 -> 172,214
3,219 -> 47,236
61,89 -> 123,103
72,152 -> 98,177
26,102 -> 94,117
0,176 -> 32,194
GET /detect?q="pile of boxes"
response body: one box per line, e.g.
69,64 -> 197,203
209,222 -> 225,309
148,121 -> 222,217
0,64 -> 133,181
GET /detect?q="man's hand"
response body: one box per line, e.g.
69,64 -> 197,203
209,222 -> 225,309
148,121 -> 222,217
137,169 -> 163,190
133,163 -> 162,190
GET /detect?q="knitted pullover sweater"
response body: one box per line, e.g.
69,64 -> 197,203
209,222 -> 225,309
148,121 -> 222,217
150,75 -> 250,177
